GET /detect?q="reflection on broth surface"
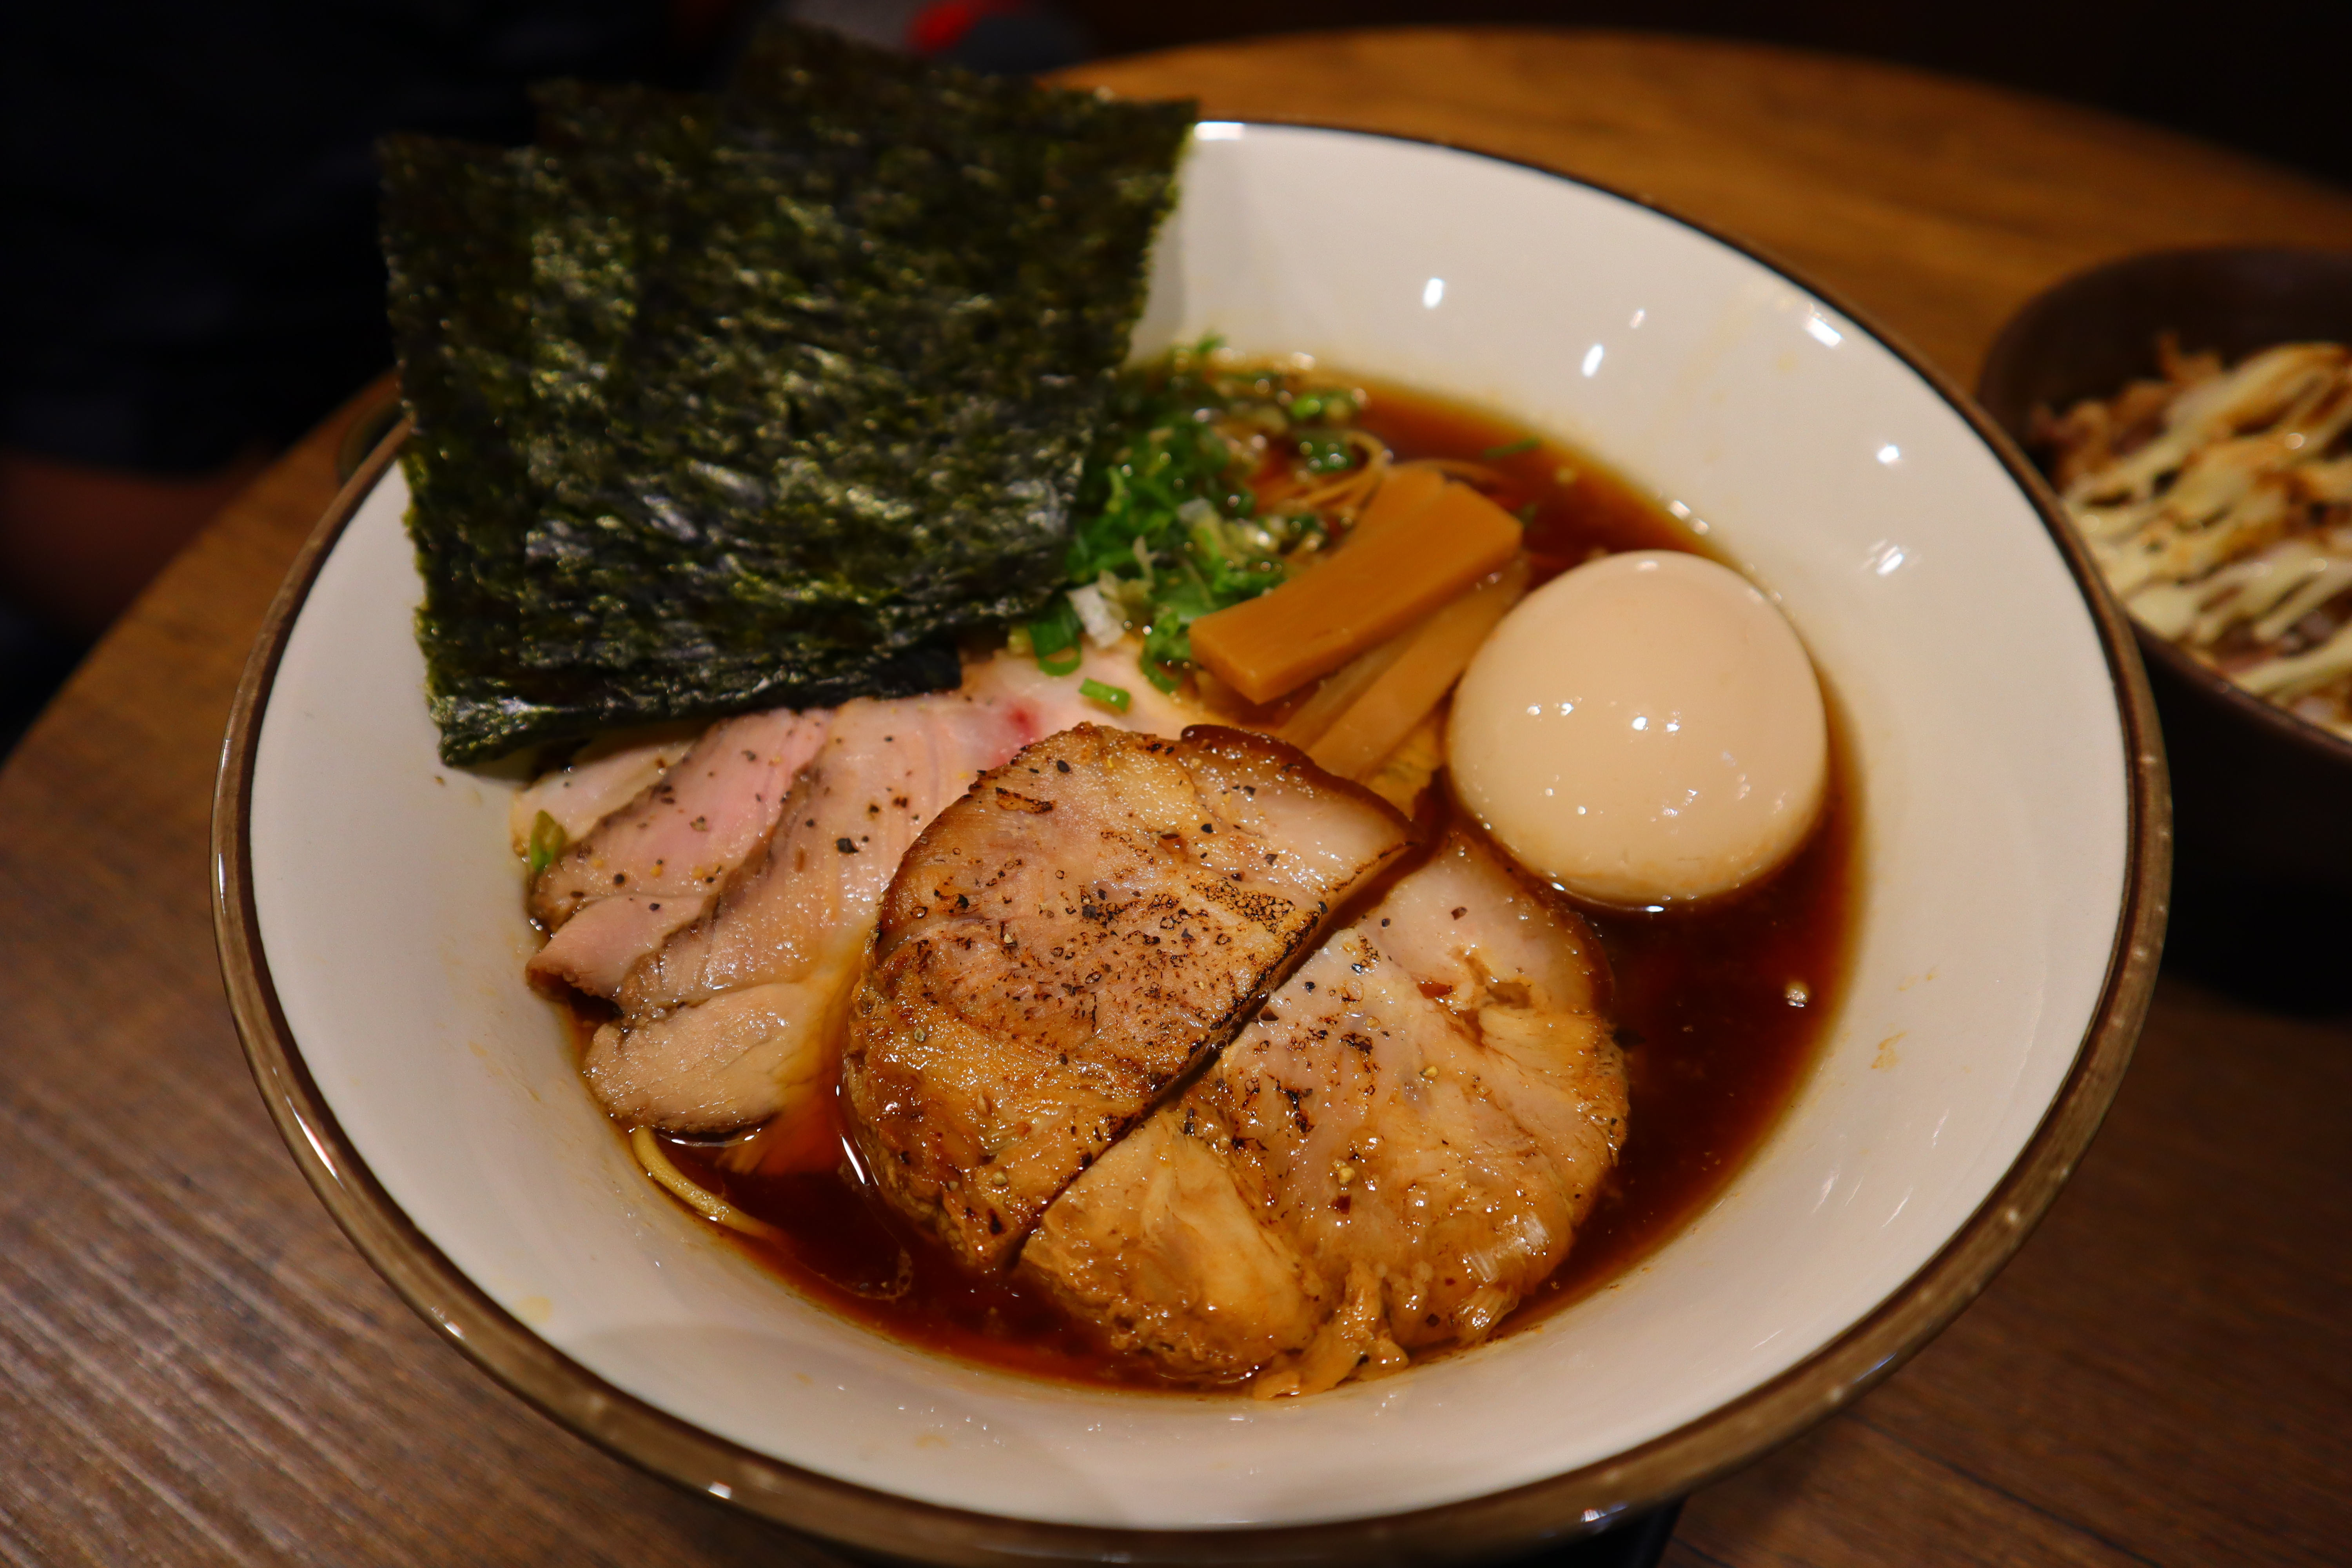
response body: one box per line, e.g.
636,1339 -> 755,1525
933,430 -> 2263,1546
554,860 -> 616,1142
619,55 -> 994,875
583,378 -> 1857,1392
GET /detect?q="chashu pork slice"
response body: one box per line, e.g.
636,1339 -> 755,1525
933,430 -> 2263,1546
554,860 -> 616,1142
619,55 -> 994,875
510,723 -> 701,851
524,708 -> 831,998
1022,829 -> 1626,1394
581,648 -> 1197,1133
843,724 -> 1412,1271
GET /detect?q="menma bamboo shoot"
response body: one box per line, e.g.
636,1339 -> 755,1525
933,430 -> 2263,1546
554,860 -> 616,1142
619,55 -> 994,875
1308,557 -> 1531,779
1189,479 -> 1522,704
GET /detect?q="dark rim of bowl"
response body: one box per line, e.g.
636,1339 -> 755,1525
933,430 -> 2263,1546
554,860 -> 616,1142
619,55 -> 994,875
212,123 -> 2171,1566
1977,244 -> 2352,774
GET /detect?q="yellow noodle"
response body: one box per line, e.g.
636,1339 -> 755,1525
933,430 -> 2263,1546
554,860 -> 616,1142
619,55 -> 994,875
630,1125 -> 782,1240
1287,432 -> 1392,515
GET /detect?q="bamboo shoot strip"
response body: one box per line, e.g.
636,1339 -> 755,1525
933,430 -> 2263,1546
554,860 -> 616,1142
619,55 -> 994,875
1279,470 -> 1513,750
1278,634 -> 1414,751
1344,464 -> 1447,548
1189,480 -> 1523,704
1309,557 -> 1531,779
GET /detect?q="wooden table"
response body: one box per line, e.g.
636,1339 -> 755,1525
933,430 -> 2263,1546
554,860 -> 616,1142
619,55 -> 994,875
3,30 -> 2345,1567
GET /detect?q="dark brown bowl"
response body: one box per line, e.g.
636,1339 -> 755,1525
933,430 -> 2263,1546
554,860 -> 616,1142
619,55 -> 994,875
1979,249 -> 2352,1001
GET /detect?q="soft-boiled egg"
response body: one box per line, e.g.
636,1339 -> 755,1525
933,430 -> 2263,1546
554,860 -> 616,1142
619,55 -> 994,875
1448,550 -> 1827,906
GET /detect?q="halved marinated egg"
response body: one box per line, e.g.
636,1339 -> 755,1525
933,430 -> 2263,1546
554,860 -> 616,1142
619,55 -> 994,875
1448,550 -> 1827,906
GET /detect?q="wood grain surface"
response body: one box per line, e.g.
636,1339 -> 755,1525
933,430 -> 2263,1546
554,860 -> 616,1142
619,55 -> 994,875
1070,29 -> 2352,386
2,29 -> 2345,1567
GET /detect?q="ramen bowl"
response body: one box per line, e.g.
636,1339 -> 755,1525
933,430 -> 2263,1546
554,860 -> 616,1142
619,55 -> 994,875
215,123 -> 2164,1563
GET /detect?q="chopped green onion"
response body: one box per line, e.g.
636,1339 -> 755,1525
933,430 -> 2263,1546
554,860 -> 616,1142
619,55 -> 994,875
526,809 -> 568,877
1080,678 -> 1132,713
1062,339 -> 1363,695
1516,501 -> 1541,524
1028,596 -> 1083,671
1482,436 -> 1540,460
1141,611 -> 1197,674
1297,435 -> 1353,473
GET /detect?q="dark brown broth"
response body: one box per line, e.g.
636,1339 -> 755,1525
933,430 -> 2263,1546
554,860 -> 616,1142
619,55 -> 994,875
646,377 -> 1858,1391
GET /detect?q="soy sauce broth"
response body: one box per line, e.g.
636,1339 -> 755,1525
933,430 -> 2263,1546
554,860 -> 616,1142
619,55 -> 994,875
640,374 -> 1858,1391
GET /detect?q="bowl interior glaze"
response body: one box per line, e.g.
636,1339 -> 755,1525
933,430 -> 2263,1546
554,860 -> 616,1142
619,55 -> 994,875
226,125 -> 2154,1558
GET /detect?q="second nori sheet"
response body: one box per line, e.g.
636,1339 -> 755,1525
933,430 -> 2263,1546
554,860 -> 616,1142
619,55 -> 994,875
511,35 -> 1191,681
386,26 -> 1192,762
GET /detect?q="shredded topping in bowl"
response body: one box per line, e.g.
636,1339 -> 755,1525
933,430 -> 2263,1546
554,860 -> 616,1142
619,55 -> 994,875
2037,338 -> 2352,738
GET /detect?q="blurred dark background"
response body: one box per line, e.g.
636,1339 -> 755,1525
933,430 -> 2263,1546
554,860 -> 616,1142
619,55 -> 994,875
0,0 -> 2339,757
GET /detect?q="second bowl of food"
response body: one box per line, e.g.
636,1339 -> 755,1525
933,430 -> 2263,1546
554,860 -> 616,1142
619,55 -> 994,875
1978,246 -> 2352,919
216,113 -> 2163,1563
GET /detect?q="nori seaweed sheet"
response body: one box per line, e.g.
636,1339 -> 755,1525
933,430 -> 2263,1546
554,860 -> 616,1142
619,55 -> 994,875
522,82 -> 717,503
510,39 -> 1189,682
384,24 -> 1191,764
380,136 -> 541,720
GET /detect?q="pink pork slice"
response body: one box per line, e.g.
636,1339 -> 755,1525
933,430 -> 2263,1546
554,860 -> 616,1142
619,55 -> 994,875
509,725 -> 701,850
526,708 -> 831,998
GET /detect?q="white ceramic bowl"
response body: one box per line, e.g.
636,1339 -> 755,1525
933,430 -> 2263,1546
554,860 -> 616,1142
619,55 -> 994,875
216,124 -> 2165,1563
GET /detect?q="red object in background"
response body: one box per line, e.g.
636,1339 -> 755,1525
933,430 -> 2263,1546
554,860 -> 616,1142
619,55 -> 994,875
907,0 -> 1025,55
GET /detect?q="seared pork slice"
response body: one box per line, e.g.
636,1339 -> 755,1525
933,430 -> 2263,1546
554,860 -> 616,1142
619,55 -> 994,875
843,725 -> 1413,1270
1019,1103 -> 1331,1375
1023,830 -> 1626,1393
584,647 -> 1194,1132
525,708 -> 831,997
